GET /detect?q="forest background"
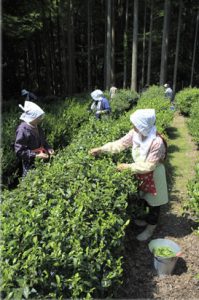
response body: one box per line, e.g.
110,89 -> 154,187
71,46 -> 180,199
2,0 -> 199,101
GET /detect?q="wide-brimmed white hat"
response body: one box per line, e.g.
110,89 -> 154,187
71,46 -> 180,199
19,101 -> 45,123
90,89 -> 103,101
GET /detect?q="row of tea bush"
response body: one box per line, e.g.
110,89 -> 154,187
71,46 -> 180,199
1,86 -> 173,299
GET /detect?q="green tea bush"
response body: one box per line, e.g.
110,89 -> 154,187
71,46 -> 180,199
185,163 -> 199,235
188,98 -> 199,145
104,89 -> 139,118
137,85 -> 174,130
1,117 -> 137,299
1,93 -> 174,299
1,107 -> 21,186
175,87 -> 199,115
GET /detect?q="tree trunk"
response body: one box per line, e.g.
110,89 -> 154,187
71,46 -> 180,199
131,0 -> 138,91
49,10 -> 56,94
67,0 -> 76,95
87,0 -> 91,91
141,0 -> 147,91
32,39 -> 39,90
60,0 -> 67,95
160,0 -> 171,85
123,0 -> 129,88
146,0 -> 153,86
56,0 -> 63,95
105,0 -> 112,90
41,4 -> 51,94
190,9 -> 199,87
173,0 -> 183,94
111,0 -> 115,86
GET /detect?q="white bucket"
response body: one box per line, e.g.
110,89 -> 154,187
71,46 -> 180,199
148,238 -> 181,276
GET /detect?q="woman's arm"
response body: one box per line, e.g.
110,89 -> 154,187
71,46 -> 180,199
117,136 -> 165,173
117,161 -> 157,173
15,128 -> 36,161
90,129 -> 134,155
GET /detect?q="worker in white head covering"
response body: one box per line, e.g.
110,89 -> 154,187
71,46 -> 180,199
110,86 -> 117,100
19,101 -> 45,124
130,109 -> 157,159
15,101 -> 54,177
90,89 -> 111,119
21,89 -> 38,101
89,109 -> 168,241
164,83 -> 173,103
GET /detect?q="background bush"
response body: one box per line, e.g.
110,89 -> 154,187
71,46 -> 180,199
187,98 -> 199,145
104,89 -> 139,118
175,88 -> 199,115
185,163 -> 199,235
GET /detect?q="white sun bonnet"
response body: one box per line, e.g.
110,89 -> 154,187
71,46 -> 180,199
91,89 -> 103,101
130,109 -> 157,159
19,101 -> 45,123
130,109 -> 156,136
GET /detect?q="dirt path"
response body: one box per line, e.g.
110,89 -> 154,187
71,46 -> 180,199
117,112 -> 199,299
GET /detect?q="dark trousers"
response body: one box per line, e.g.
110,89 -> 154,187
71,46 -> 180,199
22,160 -> 34,177
144,200 -> 160,225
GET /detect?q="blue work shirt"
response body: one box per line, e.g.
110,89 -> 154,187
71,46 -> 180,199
101,97 -> 111,111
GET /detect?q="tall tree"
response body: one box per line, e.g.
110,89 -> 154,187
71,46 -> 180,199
123,0 -> 129,88
60,0 -> 68,95
111,0 -> 115,86
146,0 -> 154,86
87,0 -> 91,91
67,0 -> 76,95
190,9 -> 199,87
131,0 -> 138,91
173,0 -> 183,94
141,0 -> 147,90
105,0 -> 112,90
160,0 -> 171,85
41,1 -> 51,94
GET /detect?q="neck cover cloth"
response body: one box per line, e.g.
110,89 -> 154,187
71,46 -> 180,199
19,101 -> 45,123
130,109 -> 157,159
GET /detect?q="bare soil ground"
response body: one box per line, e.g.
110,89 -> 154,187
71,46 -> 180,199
116,113 -> 199,299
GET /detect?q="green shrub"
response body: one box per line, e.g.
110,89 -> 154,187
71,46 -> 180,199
137,85 -> 174,131
184,163 -> 199,235
104,89 -> 139,118
188,99 -> 199,144
1,97 -> 173,298
175,87 -> 199,115
1,117 -> 137,299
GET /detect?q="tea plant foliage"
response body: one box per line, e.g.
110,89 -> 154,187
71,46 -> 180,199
1,87 -> 174,298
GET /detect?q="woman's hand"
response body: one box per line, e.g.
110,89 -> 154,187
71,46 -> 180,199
36,152 -> 49,160
117,163 -> 130,171
89,147 -> 102,156
48,149 -> 54,155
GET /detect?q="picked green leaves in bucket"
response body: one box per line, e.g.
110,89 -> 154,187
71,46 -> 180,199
153,246 -> 176,258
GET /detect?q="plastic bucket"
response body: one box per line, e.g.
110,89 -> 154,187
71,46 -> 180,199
148,238 -> 181,276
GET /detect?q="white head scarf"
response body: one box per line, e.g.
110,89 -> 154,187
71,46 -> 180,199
130,109 -> 157,159
91,89 -> 103,101
21,89 -> 29,96
19,101 -> 45,123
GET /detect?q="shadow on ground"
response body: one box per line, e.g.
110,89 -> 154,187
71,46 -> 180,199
166,126 -> 181,140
